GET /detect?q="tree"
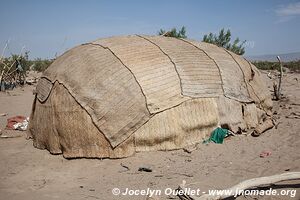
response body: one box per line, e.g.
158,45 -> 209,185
158,26 -> 187,38
202,28 -> 246,55
32,58 -> 53,72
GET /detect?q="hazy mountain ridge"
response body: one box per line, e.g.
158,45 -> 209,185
246,52 -> 300,62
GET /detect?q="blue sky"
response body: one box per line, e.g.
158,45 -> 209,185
0,0 -> 300,59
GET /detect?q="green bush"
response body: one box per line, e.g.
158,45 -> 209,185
203,28 -> 246,55
252,61 -> 280,71
1,53 -> 53,73
158,26 -> 187,38
31,58 -> 53,72
284,60 -> 300,72
253,60 -> 300,72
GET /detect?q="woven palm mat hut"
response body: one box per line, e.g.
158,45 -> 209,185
28,35 -> 273,158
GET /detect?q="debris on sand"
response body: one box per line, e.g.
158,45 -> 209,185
260,150 -> 272,158
286,112 -> 300,119
6,116 -> 29,131
26,77 -> 38,85
119,163 -> 130,172
183,144 -> 197,154
138,166 -> 152,172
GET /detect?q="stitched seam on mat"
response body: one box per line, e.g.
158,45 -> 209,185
178,38 -> 225,96
222,48 -> 252,100
245,59 -> 269,116
84,42 -> 151,115
245,60 -> 264,103
49,82 -> 63,151
135,34 -> 184,96
244,60 -> 270,115
43,79 -> 114,148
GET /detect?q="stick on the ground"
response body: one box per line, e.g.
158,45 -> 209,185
178,172 -> 300,200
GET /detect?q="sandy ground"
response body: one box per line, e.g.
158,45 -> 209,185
0,72 -> 299,200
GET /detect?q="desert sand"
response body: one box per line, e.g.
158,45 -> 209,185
0,72 -> 299,200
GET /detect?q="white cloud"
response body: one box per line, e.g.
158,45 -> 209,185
274,2 -> 300,23
275,2 -> 300,16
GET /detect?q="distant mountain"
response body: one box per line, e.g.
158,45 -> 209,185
246,52 -> 300,62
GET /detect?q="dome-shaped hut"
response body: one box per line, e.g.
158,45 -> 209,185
28,35 -> 273,158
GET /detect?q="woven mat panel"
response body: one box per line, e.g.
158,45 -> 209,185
92,35 -> 190,114
135,98 -> 219,152
43,44 -> 149,148
51,83 -> 135,158
248,63 -> 273,114
140,36 -> 223,98
227,51 -> 272,114
216,96 -> 246,133
28,94 -> 61,154
184,40 -> 252,103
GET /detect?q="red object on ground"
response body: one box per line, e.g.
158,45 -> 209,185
259,150 -> 272,158
6,116 -> 26,130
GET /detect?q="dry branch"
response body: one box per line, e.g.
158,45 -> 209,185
277,56 -> 283,97
178,172 -> 300,200
274,56 -> 283,100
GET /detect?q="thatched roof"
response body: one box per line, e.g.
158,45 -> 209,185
29,35 -> 272,158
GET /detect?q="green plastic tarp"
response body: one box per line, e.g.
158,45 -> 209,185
204,127 -> 228,144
